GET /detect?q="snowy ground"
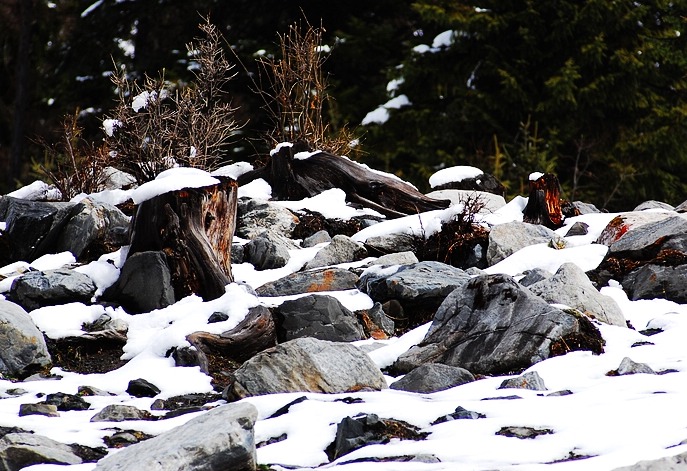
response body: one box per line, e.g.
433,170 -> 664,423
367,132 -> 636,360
2,168 -> 687,471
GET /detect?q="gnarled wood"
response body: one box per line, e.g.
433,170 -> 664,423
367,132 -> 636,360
238,142 -> 450,218
523,173 -> 564,229
186,305 -> 276,362
128,176 -> 237,301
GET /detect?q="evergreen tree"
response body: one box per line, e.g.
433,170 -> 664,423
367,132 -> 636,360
365,0 -> 687,209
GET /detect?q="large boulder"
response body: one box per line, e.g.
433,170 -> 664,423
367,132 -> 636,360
487,221 -> 565,266
243,230 -> 296,270
611,450 -> 687,471
274,294 -> 365,342
255,267 -> 359,297
54,198 -> 130,261
0,300 -> 51,378
304,234 -> 367,270
94,402 -> 258,471
389,363 -> 475,393
102,251 -> 174,314
9,269 -> 97,311
622,264 -> 687,303
605,215 -> 687,256
225,337 -> 386,399
0,432 -> 83,470
0,197 -> 81,264
527,262 -> 626,326
595,212 -> 675,246
237,198 -> 299,239
393,274 -> 604,375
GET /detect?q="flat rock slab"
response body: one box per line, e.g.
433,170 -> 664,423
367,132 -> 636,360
255,267 -> 359,297
226,337 -> 386,399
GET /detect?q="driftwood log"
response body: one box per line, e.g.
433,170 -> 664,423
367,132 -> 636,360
186,305 -> 276,363
238,142 -> 450,218
523,173 -> 564,229
128,176 -> 237,302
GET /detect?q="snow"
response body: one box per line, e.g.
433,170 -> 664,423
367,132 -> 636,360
432,30 -> 455,48
5,171 -> 687,471
362,95 -> 411,125
131,91 -> 155,112
6,180 -> 62,201
211,161 -> 253,179
273,188 -> 383,220
270,142 -> 293,156
429,166 -> 483,188
130,167 -> 220,204
530,171 -> 545,181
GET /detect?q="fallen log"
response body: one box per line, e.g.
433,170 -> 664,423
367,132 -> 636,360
523,173 -> 564,229
238,142 -> 450,218
186,305 -> 276,363
127,176 -> 237,301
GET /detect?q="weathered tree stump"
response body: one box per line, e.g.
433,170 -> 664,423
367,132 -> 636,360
186,305 -> 276,362
128,176 -> 237,302
523,173 -> 564,229
238,142 -> 450,218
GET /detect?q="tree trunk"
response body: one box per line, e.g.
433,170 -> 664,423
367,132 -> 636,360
128,176 -> 237,301
186,305 -> 276,362
523,173 -> 564,229
238,142 -> 450,218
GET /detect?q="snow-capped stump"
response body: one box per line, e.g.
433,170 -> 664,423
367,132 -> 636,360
224,337 -> 387,400
127,170 -> 238,302
392,274 -> 605,376
522,172 -> 565,229
238,141 -> 450,218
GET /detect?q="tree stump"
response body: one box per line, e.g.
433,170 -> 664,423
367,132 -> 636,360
523,173 -> 564,229
238,142 -> 450,218
128,176 -> 237,302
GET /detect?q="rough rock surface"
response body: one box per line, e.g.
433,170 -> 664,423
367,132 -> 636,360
0,300 -> 52,378
102,251 -> 174,314
393,274 -> 604,375
274,294 -> 365,342
611,450 -> 687,471
237,198 -> 299,239
363,233 -> 417,255
305,234 -> 367,270
94,402 -> 258,471
55,198 -> 130,261
487,221 -> 565,266
244,230 -> 296,270
595,212 -> 674,247
606,215 -> 687,255
498,371 -> 548,391
9,269 -> 96,311
390,363 -> 475,393
255,267 -> 359,297
226,337 -> 387,399
527,262 -> 626,326
622,264 -> 687,304
0,432 -> 83,470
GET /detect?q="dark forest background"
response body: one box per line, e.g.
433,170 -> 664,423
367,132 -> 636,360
1,0 -> 686,210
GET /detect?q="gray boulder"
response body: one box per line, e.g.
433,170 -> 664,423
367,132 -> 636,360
94,402 -> 258,471
0,300 -> 51,378
0,432 -> 82,470
9,269 -> 97,311
370,251 -> 419,267
356,302 -> 395,339
237,198 -> 299,239
363,233 -> 417,255
255,267 -> 359,297
498,371 -> 547,391
304,235 -> 367,270
518,268 -> 552,287
390,364 -> 475,393
615,357 -> 656,376
302,230 -> 331,248
55,198 -> 130,261
0,197 -> 81,263
623,264 -> 687,304
570,201 -> 602,214
244,230 -> 296,270
275,295 -> 365,342
487,221 -> 565,266
90,404 -> 151,422
358,261 -> 471,304
611,450 -> 687,471
393,274 -> 604,375
633,200 -> 674,211
603,215 -> 687,254
527,262 -> 626,326
225,337 -> 386,399
102,251 -> 174,314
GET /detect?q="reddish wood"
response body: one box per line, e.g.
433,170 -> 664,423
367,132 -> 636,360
128,176 -> 237,301
523,173 -> 564,229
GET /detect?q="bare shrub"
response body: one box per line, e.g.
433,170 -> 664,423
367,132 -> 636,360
104,20 -> 241,184
37,110 -> 109,200
257,21 -> 358,155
